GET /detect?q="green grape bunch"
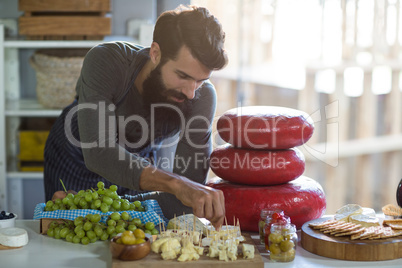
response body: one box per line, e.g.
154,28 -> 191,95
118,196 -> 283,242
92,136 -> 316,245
44,181 -> 146,212
46,213 -> 159,245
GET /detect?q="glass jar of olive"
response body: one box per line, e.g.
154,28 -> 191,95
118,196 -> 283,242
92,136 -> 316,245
268,223 -> 297,262
264,212 -> 290,251
259,209 -> 284,244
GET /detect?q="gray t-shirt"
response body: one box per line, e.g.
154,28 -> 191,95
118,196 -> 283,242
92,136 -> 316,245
74,41 -> 216,218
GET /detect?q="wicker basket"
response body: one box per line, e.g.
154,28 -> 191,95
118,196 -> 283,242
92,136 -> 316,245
30,49 -> 89,109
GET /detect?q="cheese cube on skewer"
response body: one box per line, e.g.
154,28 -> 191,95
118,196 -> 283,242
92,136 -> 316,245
161,250 -> 177,260
178,252 -> 200,262
219,249 -> 229,262
207,245 -> 220,258
241,244 -> 255,259
151,237 -> 170,253
193,246 -> 204,255
160,238 -> 181,254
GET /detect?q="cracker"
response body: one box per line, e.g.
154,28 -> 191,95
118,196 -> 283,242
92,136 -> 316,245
351,227 -> 375,240
319,221 -> 346,231
383,219 -> 402,225
363,227 -> 385,240
382,204 -> 402,217
382,220 -> 402,230
323,222 -> 353,233
311,217 -> 402,240
380,228 -> 402,239
360,226 -> 385,240
331,224 -> 361,235
330,223 -> 356,233
309,220 -> 337,229
335,227 -> 365,237
393,229 -> 402,236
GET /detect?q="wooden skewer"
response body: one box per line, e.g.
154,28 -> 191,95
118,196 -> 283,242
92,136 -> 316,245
225,216 -> 228,239
193,214 -> 196,232
233,215 -> 237,236
199,233 -> 202,247
184,212 -> 187,237
183,212 -> 188,239
183,212 -> 186,232
191,214 -> 195,243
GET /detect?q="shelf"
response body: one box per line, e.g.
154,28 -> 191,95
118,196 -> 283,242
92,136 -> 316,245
5,99 -> 62,117
4,39 -> 102,49
7,171 -> 43,180
7,159 -> 44,180
3,35 -> 136,49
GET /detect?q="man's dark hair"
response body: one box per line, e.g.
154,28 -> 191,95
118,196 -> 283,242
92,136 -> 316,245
153,5 -> 228,70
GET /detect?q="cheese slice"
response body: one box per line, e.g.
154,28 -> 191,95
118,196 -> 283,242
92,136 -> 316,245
361,207 -> 376,217
334,204 -> 363,222
0,227 -> 28,247
350,214 -> 380,228
167,214 -> 206,233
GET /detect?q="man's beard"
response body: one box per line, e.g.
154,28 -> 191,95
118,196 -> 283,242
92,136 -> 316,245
142,64 -> 199,131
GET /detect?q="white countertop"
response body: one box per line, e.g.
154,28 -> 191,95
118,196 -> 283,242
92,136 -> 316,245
0,220 -> 400,268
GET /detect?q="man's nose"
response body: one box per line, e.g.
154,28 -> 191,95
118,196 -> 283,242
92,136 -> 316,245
182,80 -> 202,100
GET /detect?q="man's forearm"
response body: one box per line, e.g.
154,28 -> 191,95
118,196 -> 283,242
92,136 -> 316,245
139,165 -> 181,194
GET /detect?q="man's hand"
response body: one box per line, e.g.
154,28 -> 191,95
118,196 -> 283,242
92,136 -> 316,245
139,166 -> 226,230
174,177 -> 225,230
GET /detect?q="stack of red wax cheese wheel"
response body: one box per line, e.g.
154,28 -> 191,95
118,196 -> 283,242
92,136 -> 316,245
207,106 -> 326,231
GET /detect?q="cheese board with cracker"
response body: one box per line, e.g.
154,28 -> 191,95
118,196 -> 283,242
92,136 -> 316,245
301,204 -> 402,261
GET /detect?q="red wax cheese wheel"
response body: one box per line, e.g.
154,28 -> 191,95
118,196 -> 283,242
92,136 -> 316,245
217,106 -> 314,149
207,176 -> 326,231
210,144 -> 305,186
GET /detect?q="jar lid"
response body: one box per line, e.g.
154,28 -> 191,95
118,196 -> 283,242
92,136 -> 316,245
270,223 -> 296,234
260,209 -> 283,218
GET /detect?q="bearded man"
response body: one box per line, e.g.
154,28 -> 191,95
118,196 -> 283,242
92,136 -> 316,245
44,5 -> 228,229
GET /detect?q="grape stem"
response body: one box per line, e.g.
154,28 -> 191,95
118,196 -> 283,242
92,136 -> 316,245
59,179 -> 67,193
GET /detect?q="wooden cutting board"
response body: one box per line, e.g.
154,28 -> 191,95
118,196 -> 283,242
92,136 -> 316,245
112,233 -> 264,268
301,217 -> 402,261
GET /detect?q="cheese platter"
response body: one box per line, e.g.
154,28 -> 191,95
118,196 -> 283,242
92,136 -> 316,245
301,216 -> 402,261
111,232 -> 264,268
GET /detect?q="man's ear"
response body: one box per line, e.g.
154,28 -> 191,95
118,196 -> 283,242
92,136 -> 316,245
150,42 -> 161,65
